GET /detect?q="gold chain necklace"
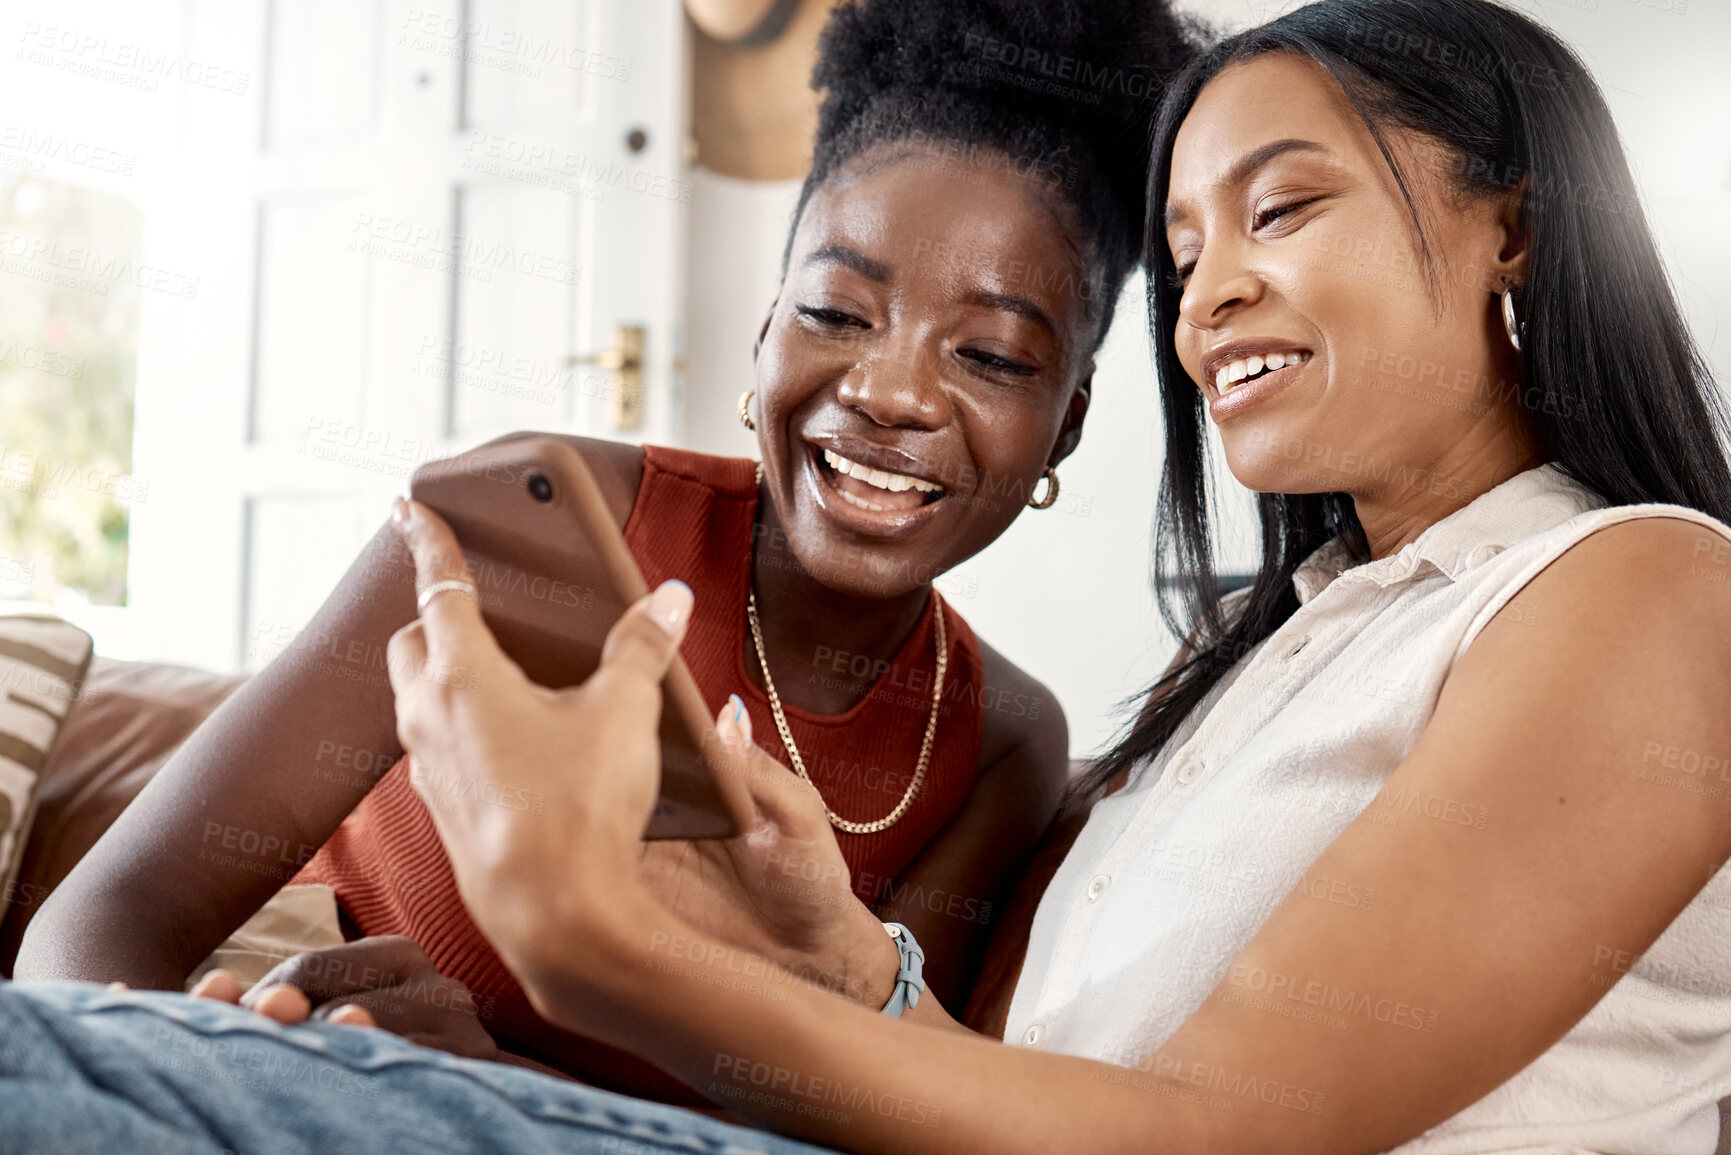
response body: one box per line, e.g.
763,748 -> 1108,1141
745,588 -> 946,835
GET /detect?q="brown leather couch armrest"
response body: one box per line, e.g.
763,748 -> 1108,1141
0,658 -> 248,976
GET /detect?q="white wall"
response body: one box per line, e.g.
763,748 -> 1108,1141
677,0 -> 1731,760
679,168 -> 802,458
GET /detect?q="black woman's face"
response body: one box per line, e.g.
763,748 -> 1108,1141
753,143 -> 1097,599
1163,53 -> 1525,498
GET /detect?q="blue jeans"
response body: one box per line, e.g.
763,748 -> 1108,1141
0,981 -> 839,1155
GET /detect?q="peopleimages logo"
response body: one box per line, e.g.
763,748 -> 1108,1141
709,1054 -> 944,1128
398,8 -> 631,81
462,132 -> 693,204
346,213 -> 581,286
14,23 -> 250,94
0,448 -> 148,503
959,32 -> 1163,103
0,125 -> 136,176
0,338 -> 84,379
0,227 -> 199,298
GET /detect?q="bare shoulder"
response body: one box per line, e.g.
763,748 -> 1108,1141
1499,514 -> 1731,648
476,431 -> 646,528
973,636 -> 1069,794
1449,513 -> 1731,786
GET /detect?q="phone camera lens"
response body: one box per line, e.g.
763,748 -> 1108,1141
527,473 -> 554,503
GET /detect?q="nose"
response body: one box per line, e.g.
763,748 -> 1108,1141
836,340 -> 949,429
1177,240 -> 1264,332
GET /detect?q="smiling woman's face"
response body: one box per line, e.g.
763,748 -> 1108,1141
1164,53 -> 1527,500
753,143 -> 1096,599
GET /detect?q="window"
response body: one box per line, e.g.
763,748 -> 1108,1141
0,171 -> 142,608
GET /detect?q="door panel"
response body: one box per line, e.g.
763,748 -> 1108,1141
464,0 -> 595,123
252,194 -> 371,445
450,182 -> 579,438
266,1 -> 381,149
122,0 -> 690,671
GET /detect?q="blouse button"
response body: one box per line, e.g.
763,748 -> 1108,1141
1022,1024 -> 1043,1047
1174,757 -> 1204,785
1283,635 -> 1311,661
1086,874 -> 1110,901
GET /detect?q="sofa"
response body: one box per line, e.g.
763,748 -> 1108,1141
0,656 -> 247,976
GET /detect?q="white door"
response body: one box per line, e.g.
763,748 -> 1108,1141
126,0 -> 691,672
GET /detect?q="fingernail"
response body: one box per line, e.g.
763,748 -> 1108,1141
716,696 -> 740,746
647,580 -> 694,636
717,694 -> 753,755
391,496 -> 410,531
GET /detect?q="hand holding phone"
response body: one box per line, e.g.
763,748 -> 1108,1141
409,436 -> 752,839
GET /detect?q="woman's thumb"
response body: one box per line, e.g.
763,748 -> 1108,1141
600,580 -> 694,682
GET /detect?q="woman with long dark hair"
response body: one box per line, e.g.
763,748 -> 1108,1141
5,1 -> 1731,1152
1088,0 -> 1731,799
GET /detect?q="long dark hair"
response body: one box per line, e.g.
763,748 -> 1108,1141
1081,0 -> 1731,796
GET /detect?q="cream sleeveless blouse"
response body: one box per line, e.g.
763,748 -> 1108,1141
1007,464 -> 1731,1153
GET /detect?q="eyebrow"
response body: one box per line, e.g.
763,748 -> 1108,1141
962,289 -> 1057,338
1163,138 -> 1333,229
804,244 -> 891,283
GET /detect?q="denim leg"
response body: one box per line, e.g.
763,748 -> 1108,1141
0,981 -> 838,1155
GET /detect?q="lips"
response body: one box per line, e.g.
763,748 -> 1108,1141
816,447 -> 949,514
1214,349 -> 1311,393
819,448 -> 945,512
797,437 -> 953,539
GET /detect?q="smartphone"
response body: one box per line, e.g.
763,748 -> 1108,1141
409,435 -> 752,840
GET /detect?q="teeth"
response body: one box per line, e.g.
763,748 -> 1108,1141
1216,350 -> 1308,393
821,449 -> 940,495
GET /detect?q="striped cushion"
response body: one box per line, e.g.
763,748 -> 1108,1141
0,615 -> 94,899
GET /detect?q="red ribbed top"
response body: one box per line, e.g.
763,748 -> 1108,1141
292,445 -> 985,1098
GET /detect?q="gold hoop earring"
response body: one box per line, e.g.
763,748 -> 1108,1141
737,389 -> 756,431
1028,467 -> 1060,510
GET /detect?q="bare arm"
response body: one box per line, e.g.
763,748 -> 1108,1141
394,503 -> 1731,1153
15,519 -> 416,987
16,434 -> 644,988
